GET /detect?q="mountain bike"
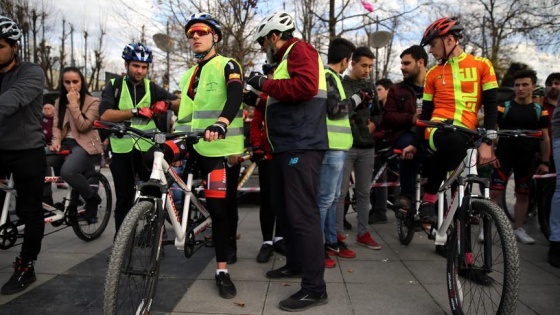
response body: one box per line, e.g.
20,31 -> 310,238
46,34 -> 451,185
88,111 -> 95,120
0,150 -> 112,247
96,121 -> 211,315
395,120 -> 533,315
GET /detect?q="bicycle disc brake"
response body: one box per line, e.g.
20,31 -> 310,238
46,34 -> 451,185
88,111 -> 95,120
0,222 -> 19,249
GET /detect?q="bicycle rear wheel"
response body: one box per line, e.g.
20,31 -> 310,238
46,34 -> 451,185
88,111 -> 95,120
71,173 -> 112,241
447,199 -> 519,315
537,179 -> 555,239
103,200 -> 164,315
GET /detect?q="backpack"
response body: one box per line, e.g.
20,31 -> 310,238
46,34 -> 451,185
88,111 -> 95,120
503,100 -> 541,121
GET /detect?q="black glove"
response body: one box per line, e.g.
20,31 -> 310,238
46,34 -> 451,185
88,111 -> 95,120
349,89 -> 372,109
251,145 -> 266,162
243,90 -> 259,106
205,121 -> 228,139
247,75 -> 267,91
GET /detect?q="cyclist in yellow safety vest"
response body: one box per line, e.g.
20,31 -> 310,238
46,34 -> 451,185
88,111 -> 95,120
321,38 -> 374,269
176,12 -> 244,300
99,43 -> 180,235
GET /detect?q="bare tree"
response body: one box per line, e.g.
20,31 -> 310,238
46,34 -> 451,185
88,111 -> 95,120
89,23 -> 107,91
459,0 -> 560,80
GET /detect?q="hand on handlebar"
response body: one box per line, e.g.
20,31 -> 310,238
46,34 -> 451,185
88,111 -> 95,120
49,143 -> 61,152
150,100 -> 169,115
401,145 -> 417,160
136,107 -> 154,119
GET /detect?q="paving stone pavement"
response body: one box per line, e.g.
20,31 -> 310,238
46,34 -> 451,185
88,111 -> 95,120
0,169 -> 559,314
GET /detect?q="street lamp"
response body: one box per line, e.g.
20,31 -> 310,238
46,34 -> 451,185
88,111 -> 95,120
368,30 -> 392,83
153,22 -> 174,90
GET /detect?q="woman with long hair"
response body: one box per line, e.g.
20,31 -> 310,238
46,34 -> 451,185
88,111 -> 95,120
47,66 -> 103,222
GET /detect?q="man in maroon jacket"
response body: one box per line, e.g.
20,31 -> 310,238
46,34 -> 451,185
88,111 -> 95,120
382,45 -> 427,210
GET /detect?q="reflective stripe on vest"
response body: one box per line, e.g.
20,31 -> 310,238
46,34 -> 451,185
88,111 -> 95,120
176,56 -> 244,156
265,42 -> 327,151
109,78 -> 157,153
325,68 -> 352,150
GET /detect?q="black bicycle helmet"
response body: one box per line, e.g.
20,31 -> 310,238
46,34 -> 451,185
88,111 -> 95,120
184,13 -> 223,42
420,17 -> 464,47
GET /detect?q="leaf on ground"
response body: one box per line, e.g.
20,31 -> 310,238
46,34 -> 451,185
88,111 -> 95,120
347,269 -> 353,273
281,282 -> 291,286
234,301 -> 246,307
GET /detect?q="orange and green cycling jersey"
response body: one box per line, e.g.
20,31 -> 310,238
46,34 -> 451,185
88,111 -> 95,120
424,52 -> 498,130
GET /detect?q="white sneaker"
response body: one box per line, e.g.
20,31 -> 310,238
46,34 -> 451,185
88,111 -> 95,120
513,227 -> 535,245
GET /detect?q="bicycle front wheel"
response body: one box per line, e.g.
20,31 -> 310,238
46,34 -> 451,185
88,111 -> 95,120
447,199 -> 519,315
72,173 -> 112,241
103,200 -> 164,315
537,178 -> 554,239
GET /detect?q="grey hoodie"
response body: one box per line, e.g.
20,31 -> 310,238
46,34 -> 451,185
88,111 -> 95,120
0,57 -> 45,150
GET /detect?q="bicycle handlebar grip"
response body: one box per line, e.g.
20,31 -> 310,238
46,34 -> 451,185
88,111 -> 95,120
393,149 -> 403,155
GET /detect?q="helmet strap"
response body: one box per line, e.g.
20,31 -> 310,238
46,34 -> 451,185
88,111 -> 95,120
194,41 -> 216,60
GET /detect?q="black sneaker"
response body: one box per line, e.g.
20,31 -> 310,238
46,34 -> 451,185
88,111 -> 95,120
83,193 -> 101,222
215,272 -> 236,299
266,265 -> 301,279
257,243 -> 274,263
279,289 -> 328,312
273,239 -> 286,256
418,202 -> 437,224
1,257 -> 36,295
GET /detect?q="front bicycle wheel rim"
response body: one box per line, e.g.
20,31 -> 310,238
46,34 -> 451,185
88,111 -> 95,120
103,200 -> 163,315
537,179 -> 554,239
72,174 -> 113,241
447,199 -> 519,315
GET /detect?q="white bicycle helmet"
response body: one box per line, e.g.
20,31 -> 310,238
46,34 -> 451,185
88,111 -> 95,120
253,11 -> 295,43
0,15 -> 22,41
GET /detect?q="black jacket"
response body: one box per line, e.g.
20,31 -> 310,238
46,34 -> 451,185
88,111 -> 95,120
341,76 -> 380,148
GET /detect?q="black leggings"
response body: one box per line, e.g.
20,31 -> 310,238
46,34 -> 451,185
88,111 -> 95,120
423,130 -> 471,194
257,159 -> 282,241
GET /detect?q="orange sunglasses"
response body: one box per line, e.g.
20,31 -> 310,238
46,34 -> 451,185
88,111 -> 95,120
186,26 -> 213,39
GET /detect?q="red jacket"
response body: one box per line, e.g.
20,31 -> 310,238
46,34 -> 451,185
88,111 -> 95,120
249,94 -> 273,159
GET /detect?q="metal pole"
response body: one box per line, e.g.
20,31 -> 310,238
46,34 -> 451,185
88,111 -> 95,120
166,21 -> 170,90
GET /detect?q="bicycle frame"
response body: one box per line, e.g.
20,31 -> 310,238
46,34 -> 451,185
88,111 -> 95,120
0,175 -> 80,232
138,150 -> 211,251
433,148 -> 487,245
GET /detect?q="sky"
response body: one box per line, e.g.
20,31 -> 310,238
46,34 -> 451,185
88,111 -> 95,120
50,0 -> 557,88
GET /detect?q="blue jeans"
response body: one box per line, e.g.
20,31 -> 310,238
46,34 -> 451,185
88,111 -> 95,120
550,138 -> 560,242
317,150 -> 347,244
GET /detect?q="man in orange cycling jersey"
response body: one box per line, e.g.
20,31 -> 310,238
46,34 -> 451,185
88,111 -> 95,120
402,17 -> 498,224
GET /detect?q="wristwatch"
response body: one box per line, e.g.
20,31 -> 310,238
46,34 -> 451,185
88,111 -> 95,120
131,108 -> 138,116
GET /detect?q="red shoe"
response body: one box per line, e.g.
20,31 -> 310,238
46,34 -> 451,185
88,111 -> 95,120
337,233 -> 346,243
337,242 -> 356,258
325,252 -> 336,268
356,231 -> 381,250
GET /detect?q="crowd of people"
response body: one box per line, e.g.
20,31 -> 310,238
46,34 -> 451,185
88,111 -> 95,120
0,9 -> 559,313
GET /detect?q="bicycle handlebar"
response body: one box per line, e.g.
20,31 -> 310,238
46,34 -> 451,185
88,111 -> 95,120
416,119 -> 543,140
93,120 -> 203,144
